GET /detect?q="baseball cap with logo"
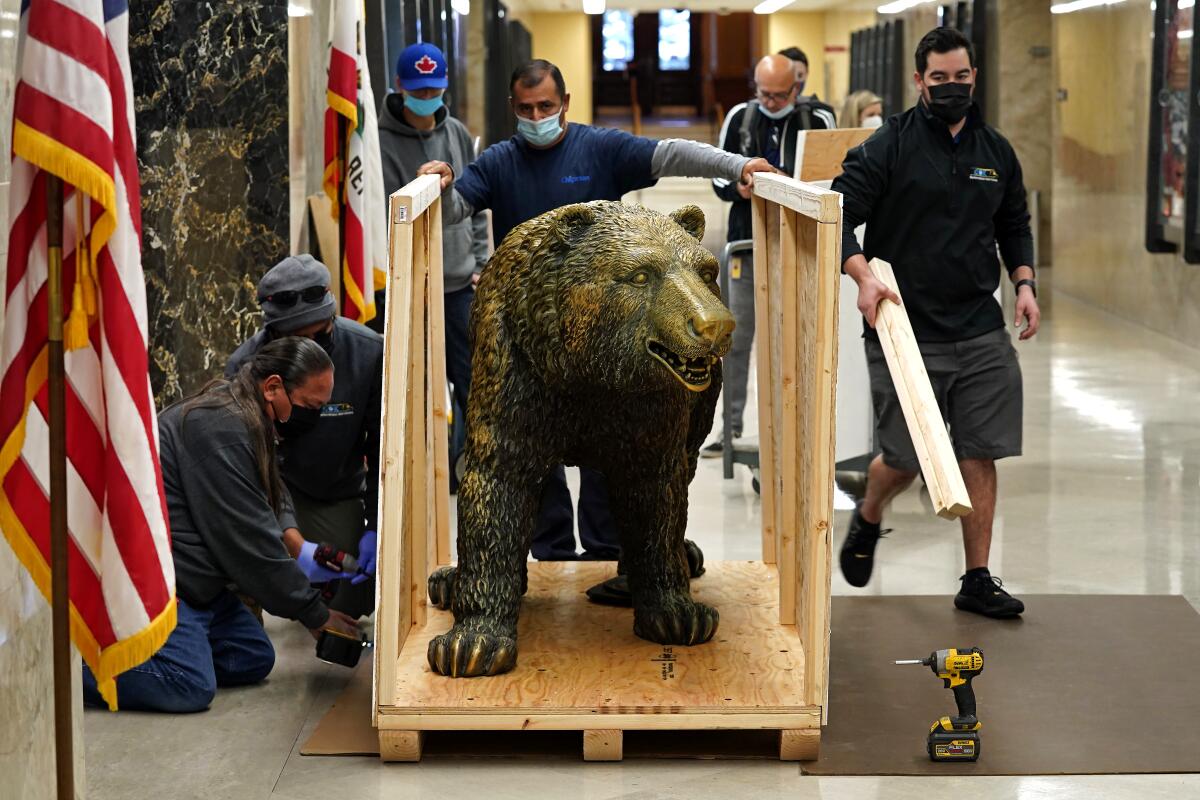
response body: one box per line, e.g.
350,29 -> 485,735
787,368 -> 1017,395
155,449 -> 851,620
396,43 -> 448,91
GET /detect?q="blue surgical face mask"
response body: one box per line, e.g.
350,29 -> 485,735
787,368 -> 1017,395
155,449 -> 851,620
404,92 -> 444,117
758,102 -> 794,121
516,111 -> 563,147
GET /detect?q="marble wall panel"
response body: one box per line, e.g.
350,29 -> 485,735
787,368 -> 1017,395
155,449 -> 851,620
131,0 -> 290,406
1052,0 -> 1200,346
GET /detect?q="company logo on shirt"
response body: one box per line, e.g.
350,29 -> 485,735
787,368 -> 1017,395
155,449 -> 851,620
321,402 -> 355,418
969,167 -> 999,182
561,175 -> 592,185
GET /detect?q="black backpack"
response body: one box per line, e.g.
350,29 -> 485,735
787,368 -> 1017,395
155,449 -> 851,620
738,97 -> 818,156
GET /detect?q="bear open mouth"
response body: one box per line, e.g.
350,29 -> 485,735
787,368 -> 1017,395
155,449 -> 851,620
647,340 -> 714,391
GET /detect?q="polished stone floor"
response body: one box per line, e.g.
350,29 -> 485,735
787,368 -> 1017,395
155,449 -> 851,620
82,287 -> 1200,798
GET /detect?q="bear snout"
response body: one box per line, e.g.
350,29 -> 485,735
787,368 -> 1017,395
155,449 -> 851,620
687,306 -> 735,356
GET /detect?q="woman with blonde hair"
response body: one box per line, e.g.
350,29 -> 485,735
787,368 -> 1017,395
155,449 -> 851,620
843,90 -> 884,129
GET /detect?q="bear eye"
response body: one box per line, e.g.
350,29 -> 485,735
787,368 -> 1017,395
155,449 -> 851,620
629,271 -> 651,286
700,269 -> 717,284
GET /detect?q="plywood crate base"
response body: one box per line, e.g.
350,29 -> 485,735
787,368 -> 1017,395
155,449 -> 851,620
376,561 -> 821,762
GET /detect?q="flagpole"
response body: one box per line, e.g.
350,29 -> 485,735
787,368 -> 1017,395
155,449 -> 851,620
45,175 -> 75,800
337,116 -> 347,316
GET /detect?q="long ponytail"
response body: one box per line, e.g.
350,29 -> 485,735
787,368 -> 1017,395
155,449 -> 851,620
180,336 -> 332,513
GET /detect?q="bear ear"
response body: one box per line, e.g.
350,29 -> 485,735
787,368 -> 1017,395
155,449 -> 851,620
670,205 -> 706,241
547,203 -> 598,246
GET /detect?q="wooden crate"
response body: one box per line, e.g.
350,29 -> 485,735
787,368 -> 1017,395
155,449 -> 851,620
373,174 -> 842,762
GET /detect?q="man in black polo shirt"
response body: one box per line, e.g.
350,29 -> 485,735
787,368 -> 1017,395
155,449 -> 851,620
831,27 -> 1040,618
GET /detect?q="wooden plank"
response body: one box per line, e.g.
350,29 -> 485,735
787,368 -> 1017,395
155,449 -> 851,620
779,728 -> 820,761
390,174 -> 441,225
767,209 -> 785,575
793,128 -> 873,183
582,730 -> 623,762
776,207 -> 800,625
420,216 -> 438,580
387,562 -> 813,719
796,219 -> 840,710
424,199 -> 452,567
750,195 -> 778,565
376,711 -> 821,731
378,730 -> 423,762
306,193 -> 341,311
374,196 -> 417,722
752,173 -> 841,224
869,259 -> 972,519
407,214 -> 430,630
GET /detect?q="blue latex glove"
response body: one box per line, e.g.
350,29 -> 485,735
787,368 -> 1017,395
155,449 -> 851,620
297,541 -> 350,583
351,530 -> 378,585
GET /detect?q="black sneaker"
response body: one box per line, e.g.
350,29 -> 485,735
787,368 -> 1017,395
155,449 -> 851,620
700,429 -> 740,459
954,573 -> 1025,618
839,503 -> 887,587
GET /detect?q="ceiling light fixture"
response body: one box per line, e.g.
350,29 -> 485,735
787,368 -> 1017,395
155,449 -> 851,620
583,0 -> 606,15
753,0 -> 798,14
1050,0 -> 1126,14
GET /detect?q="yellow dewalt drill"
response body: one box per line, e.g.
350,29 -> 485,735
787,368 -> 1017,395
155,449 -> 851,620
896,647 -> 984,762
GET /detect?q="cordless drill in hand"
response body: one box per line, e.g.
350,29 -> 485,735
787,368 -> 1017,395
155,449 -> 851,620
896,647 -> 985,762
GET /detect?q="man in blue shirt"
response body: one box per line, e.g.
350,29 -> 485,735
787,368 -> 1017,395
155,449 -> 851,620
419,59 -> 774,565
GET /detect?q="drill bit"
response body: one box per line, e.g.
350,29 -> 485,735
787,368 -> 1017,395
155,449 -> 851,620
895,659 -> 925,665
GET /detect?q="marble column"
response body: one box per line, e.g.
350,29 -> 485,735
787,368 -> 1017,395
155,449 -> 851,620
130,0 -> 291,406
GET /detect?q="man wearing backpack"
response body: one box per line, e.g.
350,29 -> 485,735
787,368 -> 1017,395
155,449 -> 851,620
705,53 -> 836,456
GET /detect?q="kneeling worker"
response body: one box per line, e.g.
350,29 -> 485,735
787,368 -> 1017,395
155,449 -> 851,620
227,255 -> 383,619
83,338 -> 361,712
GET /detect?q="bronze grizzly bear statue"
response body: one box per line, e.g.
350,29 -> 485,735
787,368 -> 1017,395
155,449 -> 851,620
426,200 -> 734,678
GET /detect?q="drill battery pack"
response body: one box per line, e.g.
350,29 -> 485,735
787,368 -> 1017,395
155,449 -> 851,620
927,716 -> 981,762
315,628 -> 371,668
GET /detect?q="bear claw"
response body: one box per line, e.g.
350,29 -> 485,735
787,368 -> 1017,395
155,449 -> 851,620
428,566 -> 457,610
427,628 -> 518,677
634,599 -> 719,646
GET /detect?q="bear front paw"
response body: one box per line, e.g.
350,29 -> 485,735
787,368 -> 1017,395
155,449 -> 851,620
634,599 -> 719,646
427,566 -> 457,610
427,627 -> 518,677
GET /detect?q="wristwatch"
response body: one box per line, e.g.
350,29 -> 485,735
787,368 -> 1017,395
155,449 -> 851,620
1014,278 -> 1037,297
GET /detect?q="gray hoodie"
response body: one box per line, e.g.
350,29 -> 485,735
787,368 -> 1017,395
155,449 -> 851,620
379,94 -> 489,292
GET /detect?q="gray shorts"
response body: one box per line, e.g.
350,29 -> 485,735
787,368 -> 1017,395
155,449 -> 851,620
865,327 -> 1023,473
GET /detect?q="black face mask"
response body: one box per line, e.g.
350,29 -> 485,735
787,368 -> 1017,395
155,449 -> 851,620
273,391 -> 322,439
312,327 -> 335,355
925,82 -> 972,125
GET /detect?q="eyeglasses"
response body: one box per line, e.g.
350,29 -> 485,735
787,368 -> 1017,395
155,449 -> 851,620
755,84 -> 798,104
258,285 -> 328,307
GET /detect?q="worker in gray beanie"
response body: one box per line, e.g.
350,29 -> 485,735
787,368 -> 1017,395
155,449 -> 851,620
226,254 -> 384,619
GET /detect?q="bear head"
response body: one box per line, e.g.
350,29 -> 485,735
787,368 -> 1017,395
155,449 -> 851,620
514,201 -> 735,393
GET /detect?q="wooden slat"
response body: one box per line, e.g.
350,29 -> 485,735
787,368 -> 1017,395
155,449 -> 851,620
377,711 -> 821,731
583,730 -> 623,762
796,219 -> 840,710
374,193 -> 417,722
869,259 -> 972,519
776,207 -> 800,624
793,127 -> 873,183
424,200 -> 452,567
390,173 -> 441,225
750,195 -> 778,565
752,173 -> 841,224
408,213 -> 430,631
420,217 -> 439,580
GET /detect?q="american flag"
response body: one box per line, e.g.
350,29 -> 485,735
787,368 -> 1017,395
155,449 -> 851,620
323,0 -> 385,325
0,0 -> 174,710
